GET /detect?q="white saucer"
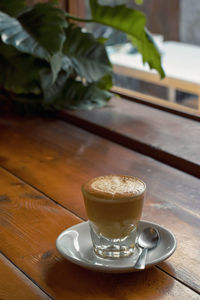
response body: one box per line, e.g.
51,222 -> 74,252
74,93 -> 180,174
56,220 -> 176,273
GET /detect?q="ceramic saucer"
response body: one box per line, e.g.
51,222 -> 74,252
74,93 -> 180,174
56,220 -> 176,273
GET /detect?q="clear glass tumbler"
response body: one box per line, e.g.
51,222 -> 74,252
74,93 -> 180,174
82,175 -> 146,259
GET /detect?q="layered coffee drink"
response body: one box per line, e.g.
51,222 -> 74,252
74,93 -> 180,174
82,175 -> 146,258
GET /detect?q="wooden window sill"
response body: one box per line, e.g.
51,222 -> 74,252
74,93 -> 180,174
58,96 -> 200,178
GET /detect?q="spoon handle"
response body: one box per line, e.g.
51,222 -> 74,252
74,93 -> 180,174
134,248 -> 148,269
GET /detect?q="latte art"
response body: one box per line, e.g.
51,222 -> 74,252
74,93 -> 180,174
90,175 -> 145,198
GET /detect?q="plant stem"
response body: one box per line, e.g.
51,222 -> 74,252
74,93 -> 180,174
65,13 -> 94,23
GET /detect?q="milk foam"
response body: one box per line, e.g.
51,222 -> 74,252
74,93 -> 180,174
88,175 -> 145,198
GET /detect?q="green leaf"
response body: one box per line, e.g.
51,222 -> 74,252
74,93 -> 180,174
90,0 -> 146,37
97,37 -> 108,44
97,73 -> 113,90
0,0 -> 26,17
1,57 -> 41,95
63,25 -> 112,83
135,0 -> 143,5
0,12 -> 49,60
55,79 -> 112,110
0,3 -> 68,83
0,43 -> 42,94
61,56 -> 74,73
39,67 -> 70,107
50,52 -> 63,83
129,28 -> 165,78
18,3 -> 68,81
18,3 -> 67,54
89,0 -> 165,78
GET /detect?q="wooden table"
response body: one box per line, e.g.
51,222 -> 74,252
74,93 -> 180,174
0,103 -> 200,299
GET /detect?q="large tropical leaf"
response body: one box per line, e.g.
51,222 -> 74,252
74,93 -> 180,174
0,41 -> 42,94
0,12 -> 48,60
0,51 -> 42,95
39,68 -> 70,107
18,3 -> 67,55
0,0 -> 26,17
0,3 -> 67,82
89,0 -> 165,78
54,79 -> 112,110
18,3 -> 68,81
129,28 -> 164,77
96,73 -> 113,91
63,25 -> 112,83
4,65 -> 41,95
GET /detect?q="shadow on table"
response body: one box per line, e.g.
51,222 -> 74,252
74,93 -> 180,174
46,258 -> 176,299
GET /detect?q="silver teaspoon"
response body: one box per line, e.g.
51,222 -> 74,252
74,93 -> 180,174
134,227 -> 160,270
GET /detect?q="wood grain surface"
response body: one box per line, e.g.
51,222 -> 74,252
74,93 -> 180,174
60,97 -> 200,177
0,253 -> 50,300
0,168 -> 199,300
0,115 -> 199,295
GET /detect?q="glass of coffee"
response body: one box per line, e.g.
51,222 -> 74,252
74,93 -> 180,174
82,175 -> 146,259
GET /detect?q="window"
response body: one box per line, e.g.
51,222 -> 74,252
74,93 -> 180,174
107,0 -> 200,115
68,0 -> 200,116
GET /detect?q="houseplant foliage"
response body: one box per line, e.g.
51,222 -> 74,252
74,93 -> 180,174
0,0 -> 165,112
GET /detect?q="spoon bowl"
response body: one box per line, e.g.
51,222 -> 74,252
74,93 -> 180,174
134,227 -> 160,269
